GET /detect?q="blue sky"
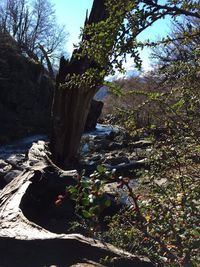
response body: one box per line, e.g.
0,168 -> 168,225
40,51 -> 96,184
52,0 -> 171,73
52,0 -> 93,54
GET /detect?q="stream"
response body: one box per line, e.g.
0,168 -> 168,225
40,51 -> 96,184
0,124 -> 115,161
0,124 -> 150,202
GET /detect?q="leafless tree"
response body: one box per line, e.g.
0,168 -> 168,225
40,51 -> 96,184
0,0 -> 68,76
151,17 -> 200,68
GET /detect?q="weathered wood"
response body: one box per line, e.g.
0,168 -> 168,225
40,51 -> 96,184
50,0 -> 108,168
0,141 -> 154,266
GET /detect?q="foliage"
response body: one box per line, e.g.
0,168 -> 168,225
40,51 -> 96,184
78,0 -> 200,78
51,0 -> 200,165
103,16 -> 200,132
66,166 -> 112,221
102,74 -> 169,134
56,5 -> 200,265
50,2 -> 200,264
60,143 -> 200,266
97,14 -> 200,266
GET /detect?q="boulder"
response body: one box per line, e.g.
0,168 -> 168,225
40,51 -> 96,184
85,100 -> 104,131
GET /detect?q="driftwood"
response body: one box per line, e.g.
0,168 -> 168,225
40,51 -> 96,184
0,141 -> 154,267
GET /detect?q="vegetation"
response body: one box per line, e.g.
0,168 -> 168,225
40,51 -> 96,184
0,0 -> 67,76
50,0 -> 200,168
53,2 -> 200,266
1,0 -> 200,266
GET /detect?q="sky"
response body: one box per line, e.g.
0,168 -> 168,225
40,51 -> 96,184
51,0 -> 171,75
51,0 -> 93,54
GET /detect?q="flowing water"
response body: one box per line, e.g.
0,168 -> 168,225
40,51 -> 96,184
0,124 -> 115,160
0,134 -> 48,161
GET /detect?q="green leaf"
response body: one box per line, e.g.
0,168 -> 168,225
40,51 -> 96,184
100,195 -> 111,208
89,206 -> 100,215
99,32 -> 105,38
68,186 -> 78,194
82,210 -> 93,219
104,198 -> 111,207
97,165 -> 105,173
81,197 -> 90,206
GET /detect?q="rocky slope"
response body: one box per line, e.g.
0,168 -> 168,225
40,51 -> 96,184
0,32 -> 54,144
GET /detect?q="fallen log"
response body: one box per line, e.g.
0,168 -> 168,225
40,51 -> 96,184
0,141 -> 154,267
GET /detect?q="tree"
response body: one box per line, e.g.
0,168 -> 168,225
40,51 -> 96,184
0,0 -> 67,76
50,0 -> 200,169
149,17 -> 200,131
151,17 -> 200,69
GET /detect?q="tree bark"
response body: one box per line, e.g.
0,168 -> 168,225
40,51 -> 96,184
50,0 -> 108,168
38,43 -> 55,80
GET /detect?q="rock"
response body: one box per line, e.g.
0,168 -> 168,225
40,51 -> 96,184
107,142 -> 124,150
130,140 -> 153,149
110,126 -> 130,142
118,151 -> 126,156
4,170 -> 21,183
0,160 -> 7,169
103,156 -> 129,165
0,32 -> 54,144
91,155 -> 102,161
85,100 -> 104,132
105,160 -> 148,175
0,163 -> 12,177
71,263 -> 105,267
93,139 -> 111,151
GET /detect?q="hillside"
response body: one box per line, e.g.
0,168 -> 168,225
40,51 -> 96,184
0,32 -> 54,144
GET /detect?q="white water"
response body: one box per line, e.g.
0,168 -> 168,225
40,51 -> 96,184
0,134 -> 48,160
84,123 -> 115,136
0,124 -> 115,160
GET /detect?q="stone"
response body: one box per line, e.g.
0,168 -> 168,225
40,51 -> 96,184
130,140 -> 153,149
85,100 -> 104,132
105,161 -> 147,176
70,263 -> 104,267
94,139 -> 111,151
0,160 -> 7,169
103,156 -> 129,165
4,170 -> 21,183
107,142 -> 124,150
90,155 -> 102,161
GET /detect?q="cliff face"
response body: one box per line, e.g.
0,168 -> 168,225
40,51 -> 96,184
0,33 -> 54,144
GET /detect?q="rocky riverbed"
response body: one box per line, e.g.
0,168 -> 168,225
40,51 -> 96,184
0,124 -> 152,193
0,134 -> 48,188
80,124 -> 151,175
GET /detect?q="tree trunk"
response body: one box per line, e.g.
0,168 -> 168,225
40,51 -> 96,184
38,43 -> 55,80
50,0 -> 108,168
51,77 -> 97,167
